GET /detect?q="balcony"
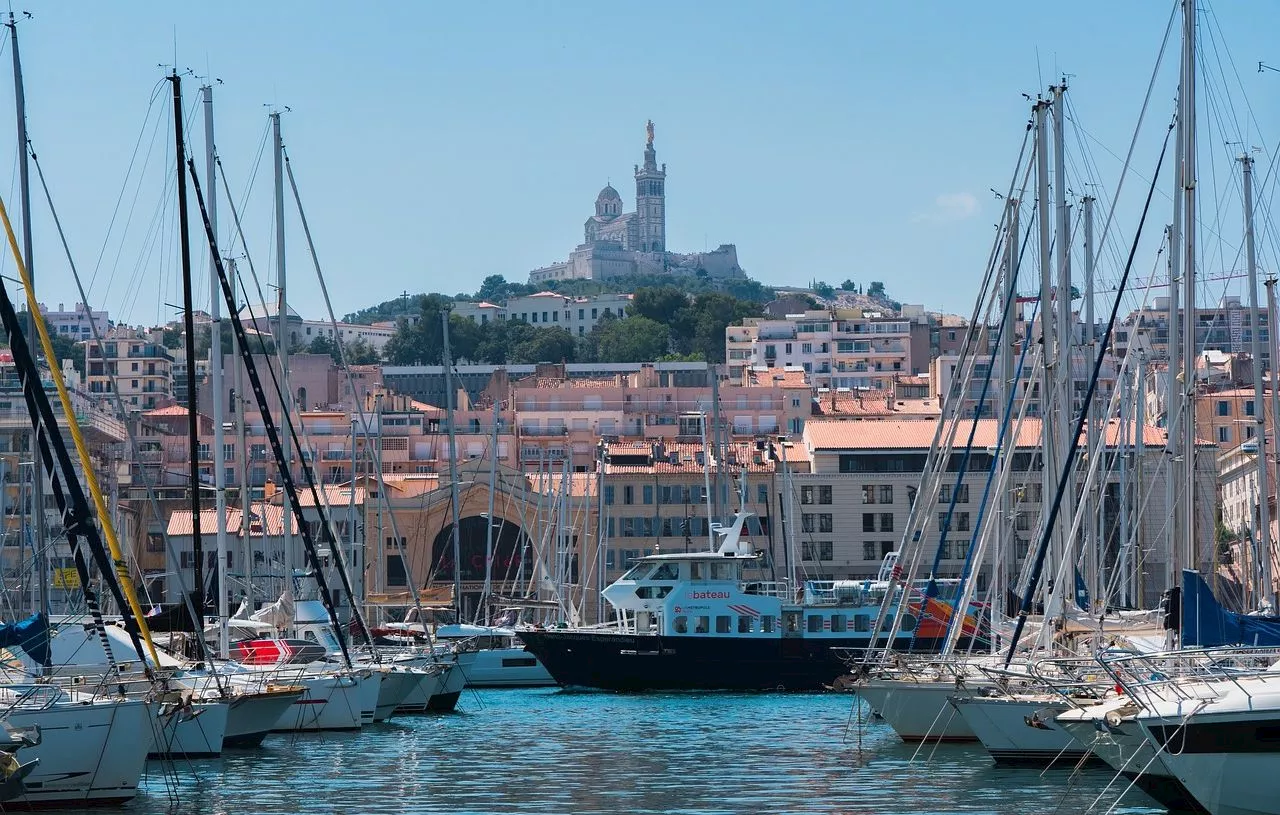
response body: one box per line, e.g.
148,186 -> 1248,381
520,426 -> 567,437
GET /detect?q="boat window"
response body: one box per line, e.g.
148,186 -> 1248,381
716,615 -> 731,634
784,612 -> 801,633
621,563 -> 651,581
689,562 -> 706,581
304,630 -> 318,642
694,616 -> 710,634
673,616 -> 688,634
807,615 -> 824,633
830,614 -> 847,633
710,561 -> 735,581
501,657 -> 538,668
761,615 -> 776,633
737,616 -> 753,633
899,614 -> 917,633
636,585 -> 673,600
854,614 -> 870,632
650,563 -> 679,581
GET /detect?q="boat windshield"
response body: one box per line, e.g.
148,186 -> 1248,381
620,563 -> 651,581
650,563 -> 679,581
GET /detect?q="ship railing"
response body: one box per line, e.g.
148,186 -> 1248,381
1097,646 -> 1280,707
0,683 -> 63,715
742,580 -> 793,601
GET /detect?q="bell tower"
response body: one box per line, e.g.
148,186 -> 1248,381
634,120 -> 667,253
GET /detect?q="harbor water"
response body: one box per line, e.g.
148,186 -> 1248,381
101,690 -> 1162,814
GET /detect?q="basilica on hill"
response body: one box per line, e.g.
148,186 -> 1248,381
527,121 -> 745,285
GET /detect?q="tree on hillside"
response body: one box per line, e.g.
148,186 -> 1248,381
841,279 -> 856,291
476,274 -> 509,303
629,286 -> 689,323
593,316 -> 671,363
381,294 -> 453,364
867,281 -> 886,298
509,326 -> 577,364
812,281 -> 835,299
308,334 -> 339,360
345,337 -> 381,365
688,293 -> 761,362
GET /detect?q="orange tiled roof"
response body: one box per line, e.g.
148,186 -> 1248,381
143,405 -> 188,417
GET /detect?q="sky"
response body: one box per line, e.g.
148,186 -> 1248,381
2,1 -> 1279,327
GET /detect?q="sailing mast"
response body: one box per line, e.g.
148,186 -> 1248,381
1033,97 -> 1060,619
7,13 -> 46,626
271,111 -> 293,596
203,82 -> 230,656
1242,154 -> 1274,609
170,72 -> 206,631
480,401 -> 499,622
1179,0 -> 1199,580
441,308 -> 464,620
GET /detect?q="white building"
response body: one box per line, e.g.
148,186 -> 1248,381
41,302 -> 109,342
452,292 -> 633,338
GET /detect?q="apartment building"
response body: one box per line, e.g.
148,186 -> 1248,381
40,301 -> 109,342
84,327 -> 174,412
725,309 -> 914,390
1115,296 -> 1271,372
1195,387 -> 1273,449
454,292 -> 634,337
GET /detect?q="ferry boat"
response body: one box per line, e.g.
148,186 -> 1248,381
518,513 -> 984,691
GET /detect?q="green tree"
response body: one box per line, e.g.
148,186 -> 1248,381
593,316 -> 671,362
812,281 -> 835,299
867,281 -> 886,298
476,274 -> 509,303
841,279 -> 856,291
509,327 -> 577,364
309,334 -> 339,360
382,294 -> 452,364
688,293 -> 761,362
629,286 -> 689,322
344,337 -> 381,365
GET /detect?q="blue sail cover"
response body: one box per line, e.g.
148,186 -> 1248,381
1181,569 -> 1280,647
0,614 -> 49,667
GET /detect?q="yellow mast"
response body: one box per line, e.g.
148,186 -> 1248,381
0,194 -> 162,667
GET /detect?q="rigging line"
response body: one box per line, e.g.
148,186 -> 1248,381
89,79 -> 168,296
1006,117 -> 1174,666
104,101 -> 170,312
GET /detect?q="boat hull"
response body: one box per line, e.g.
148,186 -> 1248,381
222,688 -> 305,748
148,700 -> 228,759
8,696 -> 152,808
518,630 -> 947,691
271,672 -> 371,732
1141,710 -> 1280,815
951,696 -> 1095,768
372,668 -> 419,722
427,658 -> 471,711
455,647 -> 555,688
856,679 -> 981,742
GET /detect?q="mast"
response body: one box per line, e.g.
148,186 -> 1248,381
481,401 -> 498,622
1180,0 -> 1198,576
998,197 -> 1019,625
8,14 -> 45,624
1268,276 -> 1280,608
203,83 -> 230,656
1052,86 -> 1076,607
271,111 -> 293,592
441,308 -> 464,620
710,372 -> 724,526
1083,194 -> 1100,608
1034,98 -> 1061,615
170,73 -> 205,630
1134,349 -> 1147,607
699,412 -> 714,549
1242,154 -> 1273,608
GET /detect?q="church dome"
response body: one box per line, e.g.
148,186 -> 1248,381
595,184 -> 622,217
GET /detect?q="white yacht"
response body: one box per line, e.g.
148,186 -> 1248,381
434,624 -> 554,688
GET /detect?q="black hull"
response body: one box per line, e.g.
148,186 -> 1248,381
987,749 -> 1102,769
517,630 -> 949,691
1120,771 -> 1208,813
426,691 -> 461,712
222,730 -> 271,749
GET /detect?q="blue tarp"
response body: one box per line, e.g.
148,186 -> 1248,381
1181,569 -> 1280,647
0,613 -> 49,667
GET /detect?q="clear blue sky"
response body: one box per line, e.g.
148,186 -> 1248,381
2,0 -> 1278,326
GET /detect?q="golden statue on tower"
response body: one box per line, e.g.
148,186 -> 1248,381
646,119 -> 655,147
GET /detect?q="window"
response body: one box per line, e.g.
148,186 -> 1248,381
863,542 -> 877,560
818,541 -> 833,560
757,484 -> 768,504
624,485 -> 634,505
386,554 -> 407,586
1016,538 -> 1030,558
800,486 -> 813,505
807,615 -> 824,633
1246,401 -> 1257,416
179,551 -> 196,568
937,512 -> 950,532
643,485 -> 653,505
907,486 -> 917,507
578,308 -> 584,320
716,615 -> 731,634
223,443 -> 235,462
801,342 -> 812,354
862,485 -> 876,504
819,485 -> 833,505
531,313 -> 538,323
803,514 -> 816,533
820,514 -> 833,533
878,485 -> 892,504
1218,426 -> 1231,443
862,513 -> 875,532
830,614 -> 847,633
879,513 -> 893,532
738,616 -> 753,633
954,484 -> 969,503
250,444 -> 267,461
604,486 -> 614,505
761,615 -> 776,633
1217,400 -> 1230,416
592,308 -> 598,319
694,616 -> 709,634
673,616 -> 688,634
881,541 -> 894,557
956,512 -> 971,532
854,614 -> 870,632
1015,513 -> 1031,531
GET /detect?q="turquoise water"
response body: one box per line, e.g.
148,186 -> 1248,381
111,690 -> 1162,814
